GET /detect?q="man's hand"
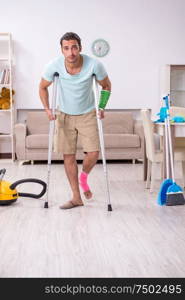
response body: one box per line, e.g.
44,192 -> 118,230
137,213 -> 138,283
98,109 -> 105,119
45,109 -> 56,121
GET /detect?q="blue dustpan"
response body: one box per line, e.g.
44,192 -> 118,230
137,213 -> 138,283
157,178 -> 173,205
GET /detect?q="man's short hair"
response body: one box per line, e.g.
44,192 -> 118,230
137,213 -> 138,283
60,32 -> 81,48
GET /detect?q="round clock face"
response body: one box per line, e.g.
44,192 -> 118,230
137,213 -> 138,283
91,39 -> 110,57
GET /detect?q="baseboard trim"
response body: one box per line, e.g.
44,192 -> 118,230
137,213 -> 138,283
0,153 -> 12,159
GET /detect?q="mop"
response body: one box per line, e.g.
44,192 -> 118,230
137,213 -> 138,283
165,95 -> 185,206
93,76 -> 112,211
157,96 -> 173,205
44,72 -> 59,208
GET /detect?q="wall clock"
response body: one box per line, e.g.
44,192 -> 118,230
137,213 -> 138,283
91,39 -> 110,57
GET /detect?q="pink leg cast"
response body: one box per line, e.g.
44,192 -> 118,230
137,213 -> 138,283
79,172 -> 92,199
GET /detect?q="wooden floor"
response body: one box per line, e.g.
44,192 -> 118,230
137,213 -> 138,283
0,160 -> 185,278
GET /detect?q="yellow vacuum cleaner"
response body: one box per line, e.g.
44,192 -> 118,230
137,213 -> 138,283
0,168 -> 47,205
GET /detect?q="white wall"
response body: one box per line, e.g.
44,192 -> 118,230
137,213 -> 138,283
1,0 -> 185,115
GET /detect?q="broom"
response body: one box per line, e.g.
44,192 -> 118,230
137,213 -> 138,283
166,95 -> 185,206
157,97 -> 173,205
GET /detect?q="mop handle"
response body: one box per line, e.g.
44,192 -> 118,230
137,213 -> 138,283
164,117 -> 170,179
93,76 -> 112,210
166,96 -> 175,182
163,97 -> 169,179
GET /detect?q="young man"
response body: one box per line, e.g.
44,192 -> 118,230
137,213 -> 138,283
39,32 -> 111,209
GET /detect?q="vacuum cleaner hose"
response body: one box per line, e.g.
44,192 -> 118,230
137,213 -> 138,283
9,178 -> 47,199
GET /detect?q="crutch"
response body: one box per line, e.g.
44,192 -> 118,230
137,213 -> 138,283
44,72 -> 59,208
93,76 -> 112,211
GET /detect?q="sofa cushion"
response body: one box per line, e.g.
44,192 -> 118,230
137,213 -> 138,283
103,112 -> 134,134
27,112 -> 49,134
104,134 -> 140,148
26,133 -> 140,149
26,134 -> 49,149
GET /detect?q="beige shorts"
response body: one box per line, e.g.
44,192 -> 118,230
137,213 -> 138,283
54,109 -> 100,154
